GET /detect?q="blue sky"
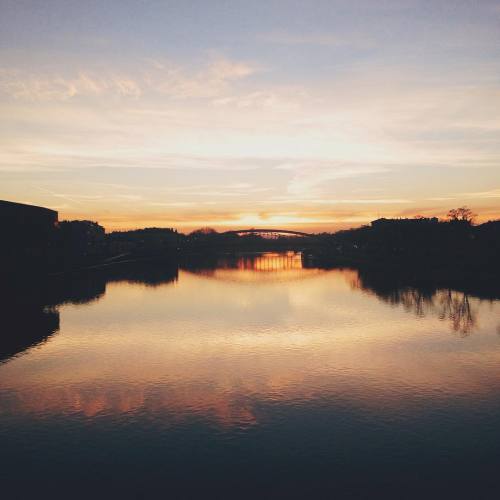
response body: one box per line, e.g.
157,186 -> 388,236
1,0 -> 499,230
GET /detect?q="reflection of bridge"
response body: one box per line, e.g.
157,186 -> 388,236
223,228 -> 312,238
185,252 -> 327,284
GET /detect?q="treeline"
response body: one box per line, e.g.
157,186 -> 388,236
52,211 -> 500,275
52,222 -> 180,270
308,213 -> 500,274
48,223 -> 309,269
2,205 -> 499,276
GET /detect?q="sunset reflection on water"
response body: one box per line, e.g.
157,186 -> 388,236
1,253 -> 499,425
1,253 -> 500,497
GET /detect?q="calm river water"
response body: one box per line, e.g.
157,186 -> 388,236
1,252 -> 500,498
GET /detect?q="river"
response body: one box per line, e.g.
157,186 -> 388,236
1,252 -> 499,498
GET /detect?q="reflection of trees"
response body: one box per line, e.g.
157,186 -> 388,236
437,290 -> 476,336
0,303 -> 60,363
374,287 -> 435,317
0,261 -> 179,363
352,270 -> 482,336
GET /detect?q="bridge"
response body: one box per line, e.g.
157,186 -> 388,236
222,228 -> 312,238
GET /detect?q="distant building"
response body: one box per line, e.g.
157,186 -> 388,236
371,217 -> 438,227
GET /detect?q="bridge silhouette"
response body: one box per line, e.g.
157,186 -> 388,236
222,228 -> 312,237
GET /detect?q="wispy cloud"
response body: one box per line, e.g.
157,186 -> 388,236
0,69 -> 142,101
460,188 -> 500,199
264,196 -> 411,206
0,56 -> 258,102
283,162 -> 391,196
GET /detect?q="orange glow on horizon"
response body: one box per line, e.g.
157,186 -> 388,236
56,209 -> 500,233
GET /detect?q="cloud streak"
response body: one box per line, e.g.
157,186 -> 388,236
0,56 -> 258,102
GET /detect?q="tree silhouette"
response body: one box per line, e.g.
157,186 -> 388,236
447,206 -> 476,224
189,227 -> 218,236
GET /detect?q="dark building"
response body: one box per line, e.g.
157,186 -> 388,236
0,199 -> 58,266
371,217 -> 439,227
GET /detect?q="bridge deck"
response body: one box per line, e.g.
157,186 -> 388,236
222,228 -> 312,237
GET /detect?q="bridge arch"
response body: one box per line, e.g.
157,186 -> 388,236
222,228 -> 312,237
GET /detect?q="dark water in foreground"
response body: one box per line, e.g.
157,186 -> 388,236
1,252 -> 500,499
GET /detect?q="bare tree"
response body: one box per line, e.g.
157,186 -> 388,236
447,206 -> 476,224
189,227 -> 218,236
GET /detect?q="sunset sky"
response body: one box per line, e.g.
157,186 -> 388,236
1,0 -> 499,231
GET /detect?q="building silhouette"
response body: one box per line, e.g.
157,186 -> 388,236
0,200 -> 58,270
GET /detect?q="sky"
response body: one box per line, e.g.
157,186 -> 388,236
1,0 -> 499,231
